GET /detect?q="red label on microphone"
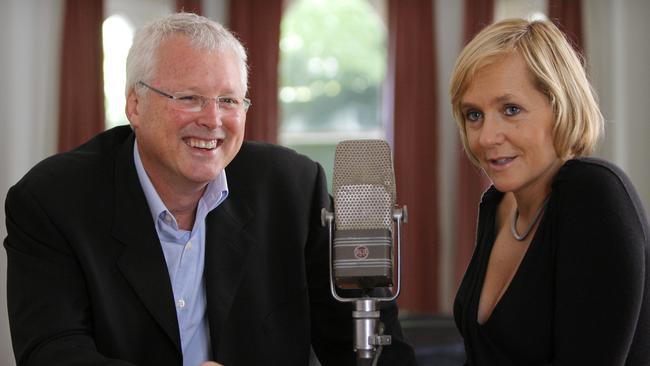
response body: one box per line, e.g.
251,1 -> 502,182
354,246 -> 369,259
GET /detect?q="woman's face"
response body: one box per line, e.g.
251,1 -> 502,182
460,52 -> 561,198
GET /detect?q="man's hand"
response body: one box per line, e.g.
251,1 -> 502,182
201,362 -> 223,366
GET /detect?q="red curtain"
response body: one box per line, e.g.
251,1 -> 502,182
454,0 -> 494,286
176,0 -> 202,14
229,1 -> 283,143
58,0 -> 105,152
548,0 -> 583,55
388,0 -> 439,314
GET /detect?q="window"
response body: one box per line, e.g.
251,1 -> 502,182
279,0 -> 388,189
102,0 -> 174,130
103,14 -> 134,129
495,0 -> 547,21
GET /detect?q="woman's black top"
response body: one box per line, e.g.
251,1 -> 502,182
454,157 -> 650,365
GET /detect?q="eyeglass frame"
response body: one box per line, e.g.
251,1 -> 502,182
137,81 -> 251,114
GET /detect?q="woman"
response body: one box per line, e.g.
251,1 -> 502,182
450,18 -> 649,365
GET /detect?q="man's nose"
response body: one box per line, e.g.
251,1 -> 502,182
197,99 -> 222,129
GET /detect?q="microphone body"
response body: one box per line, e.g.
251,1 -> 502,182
322,139 -> 407,365
331,140 -> 396,290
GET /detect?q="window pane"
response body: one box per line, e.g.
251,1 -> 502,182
495,0 -> 548,21
103,14 -> 134,129
279,0 -> 388,190
103,0 -> 174,130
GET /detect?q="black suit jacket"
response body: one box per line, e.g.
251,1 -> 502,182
5,126 -> 414,366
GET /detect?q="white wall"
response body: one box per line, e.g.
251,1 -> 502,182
203,0 -> 230,26
435,0 -> 463,314
586,0 -> 650,208
0,1 -> 64,365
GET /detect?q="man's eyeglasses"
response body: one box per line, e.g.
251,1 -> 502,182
138,81 -> 251,115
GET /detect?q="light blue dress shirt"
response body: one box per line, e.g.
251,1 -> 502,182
134,141 -> 228,366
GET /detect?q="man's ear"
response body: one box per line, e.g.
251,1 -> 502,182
125,87 -> 142,128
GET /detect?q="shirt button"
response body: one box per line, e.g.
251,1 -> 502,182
186,241 -> 192,250
164,214 -> 173,224
177,299 -> 186,308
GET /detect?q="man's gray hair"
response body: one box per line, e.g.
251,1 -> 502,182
125,12 -> 248,96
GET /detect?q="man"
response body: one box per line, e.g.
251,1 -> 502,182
4,13 -> 414,366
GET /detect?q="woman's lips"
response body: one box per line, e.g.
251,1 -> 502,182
491,157 -> 514,164
487,156 -> 516,171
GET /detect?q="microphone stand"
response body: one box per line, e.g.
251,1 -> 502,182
321,206 -> 407,366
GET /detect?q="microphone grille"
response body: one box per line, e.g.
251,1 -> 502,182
332,140 -> 396,230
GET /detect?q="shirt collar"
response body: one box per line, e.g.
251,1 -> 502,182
133,139 -> 229,229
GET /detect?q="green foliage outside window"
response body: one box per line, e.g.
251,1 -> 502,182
279,0 -> 388,189
279,0 -> 386,132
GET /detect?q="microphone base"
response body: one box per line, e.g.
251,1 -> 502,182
353,299 -> 391,363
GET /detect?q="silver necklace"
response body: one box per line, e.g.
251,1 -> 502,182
511,197 -> 549,241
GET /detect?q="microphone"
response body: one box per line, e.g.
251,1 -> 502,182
331,139 -> 396,290
321,139 -> 407,365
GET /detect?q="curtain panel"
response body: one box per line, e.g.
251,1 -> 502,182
229,0 -> 283,143
548,0 -> 584,56
388,0 -> 439,314
176,0 -> 202,15
58,0 -> 104,153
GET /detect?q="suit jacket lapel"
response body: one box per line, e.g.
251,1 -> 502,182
204,189 -> 254,358
111,134 -> 182,353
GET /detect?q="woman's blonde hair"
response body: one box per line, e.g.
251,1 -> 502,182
449,18 -> 603,165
